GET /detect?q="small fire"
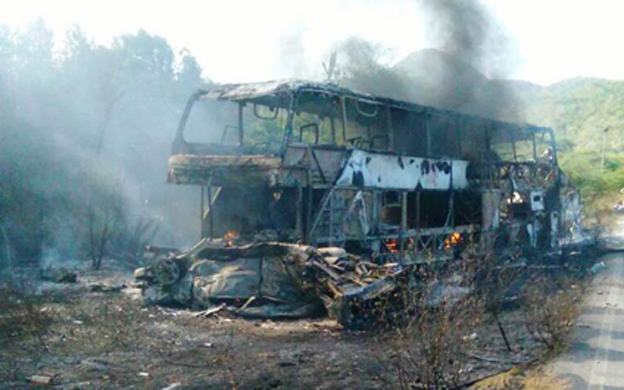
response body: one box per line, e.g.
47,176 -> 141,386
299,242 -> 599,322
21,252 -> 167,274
444,232 -> 463,249
385,238 -> 414,253
385,239 -> 399,253
224,231 -> 239,247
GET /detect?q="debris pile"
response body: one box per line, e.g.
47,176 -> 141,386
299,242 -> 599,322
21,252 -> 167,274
305,247 -> 403,327
135,239 -> 402,327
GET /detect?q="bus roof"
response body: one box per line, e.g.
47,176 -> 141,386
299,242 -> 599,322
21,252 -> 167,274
197,79 -> 551,137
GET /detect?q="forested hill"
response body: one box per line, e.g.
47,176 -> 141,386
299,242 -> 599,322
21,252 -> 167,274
518,77 -> 624,211
519,77 -> 624,153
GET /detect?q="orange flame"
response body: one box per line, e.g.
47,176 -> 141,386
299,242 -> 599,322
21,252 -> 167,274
444,233 -> 462,249
385,238 -> 414,253
224,231 -> 239,247
385,239 -> 400,253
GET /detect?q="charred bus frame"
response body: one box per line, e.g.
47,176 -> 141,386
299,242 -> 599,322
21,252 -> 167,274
168,80 -> 580,264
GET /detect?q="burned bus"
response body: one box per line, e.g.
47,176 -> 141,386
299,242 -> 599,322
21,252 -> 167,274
168,79 -> 583,263
134,79 -> 587,325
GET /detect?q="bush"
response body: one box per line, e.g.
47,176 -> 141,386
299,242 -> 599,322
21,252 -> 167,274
521,278 -> 583,353
391,295 -> 484,390
0,283 -> 52,349
385,262 -> 485,390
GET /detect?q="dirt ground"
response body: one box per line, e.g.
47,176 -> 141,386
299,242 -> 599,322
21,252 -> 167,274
0,255 -> 588,390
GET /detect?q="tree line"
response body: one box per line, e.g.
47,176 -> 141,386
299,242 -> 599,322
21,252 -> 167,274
0,20 -> 208,267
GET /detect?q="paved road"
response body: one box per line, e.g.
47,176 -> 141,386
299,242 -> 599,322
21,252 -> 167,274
552,220 -> 624,389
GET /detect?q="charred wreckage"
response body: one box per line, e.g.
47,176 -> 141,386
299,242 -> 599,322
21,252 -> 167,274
135,80 -> 587,327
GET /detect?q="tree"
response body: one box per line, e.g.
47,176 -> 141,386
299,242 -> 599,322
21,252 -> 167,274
0,22 -> 209,265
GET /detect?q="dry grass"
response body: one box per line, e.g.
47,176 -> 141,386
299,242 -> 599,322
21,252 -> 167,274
523,369 -> 570,390
382,239 -> 589,389
470,367 -> 570,390
583,192 -> 621,235
0,283 -> 52,348
0,282 -> 54,383
0,242 -> 594,389
384,263 -> 486,390
471,367 -> 523,390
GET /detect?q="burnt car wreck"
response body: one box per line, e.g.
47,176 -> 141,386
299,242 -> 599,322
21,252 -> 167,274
136,80 -> 586,326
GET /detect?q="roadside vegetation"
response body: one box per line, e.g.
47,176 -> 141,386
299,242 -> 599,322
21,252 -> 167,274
559,150 -> 624,228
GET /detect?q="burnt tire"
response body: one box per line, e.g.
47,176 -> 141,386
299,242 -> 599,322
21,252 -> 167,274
153,258 -> 181,285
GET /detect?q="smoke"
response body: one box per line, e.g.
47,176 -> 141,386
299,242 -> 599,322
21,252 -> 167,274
0,22 -> 208,270
422,0 -> 498,74
275,1 -> 521,121
418,0 -> 521,120
275,27 -> 311,79
320,37 -> 409,101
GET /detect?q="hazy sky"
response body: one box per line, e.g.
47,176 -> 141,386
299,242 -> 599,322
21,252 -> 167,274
3,0 -> 623,86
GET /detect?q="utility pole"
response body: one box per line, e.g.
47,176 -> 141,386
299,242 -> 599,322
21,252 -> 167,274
602,126 -> 610,168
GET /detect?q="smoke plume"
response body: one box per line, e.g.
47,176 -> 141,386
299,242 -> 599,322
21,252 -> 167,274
414,0 -> 521,120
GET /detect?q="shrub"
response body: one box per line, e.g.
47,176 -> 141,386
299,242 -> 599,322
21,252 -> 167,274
521,278 -> 582,353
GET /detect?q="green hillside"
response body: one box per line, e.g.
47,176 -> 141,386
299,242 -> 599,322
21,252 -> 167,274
521,78 -> 624,152
516,78 -> 624,214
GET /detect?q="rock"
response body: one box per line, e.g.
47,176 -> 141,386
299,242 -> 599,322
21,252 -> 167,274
28,375 -> 53,385
161,383 -> 182,390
